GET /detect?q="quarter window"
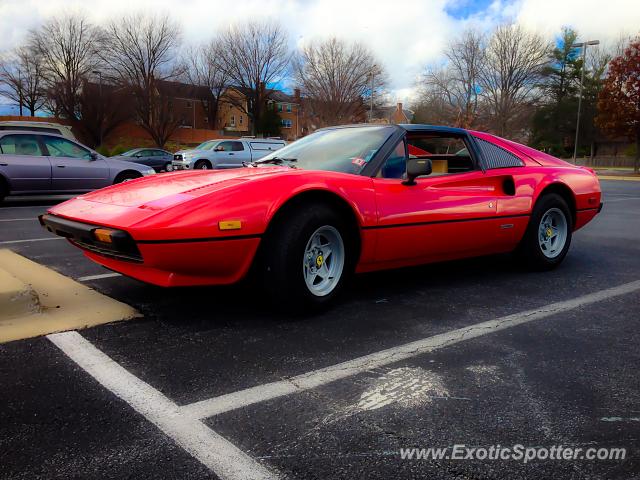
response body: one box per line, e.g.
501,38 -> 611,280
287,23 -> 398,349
0,134 -> 43,156
474,138 -> 524,169
231,141 -> 244,151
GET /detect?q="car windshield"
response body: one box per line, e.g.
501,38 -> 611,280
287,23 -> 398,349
195,141 -> 217,151
120,149 -> 140,157
257,126 -> 396,174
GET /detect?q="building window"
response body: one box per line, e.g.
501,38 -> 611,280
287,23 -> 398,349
277,103 -> 283,112
204,117 -> 208,123
230,115 -> 236,127
286,104 -> 292,112
186,101 -> 192,108
239,115 -> 243,125
281,119 -> 292,129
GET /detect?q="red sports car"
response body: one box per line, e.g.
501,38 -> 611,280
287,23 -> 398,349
40,124 -> 602,308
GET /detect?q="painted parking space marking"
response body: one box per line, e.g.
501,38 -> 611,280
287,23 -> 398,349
0,218 -> 35,222
0,237 -> 63,245
181,279 -> 640,420
47,331 -> 277,480
77,272 -> 122,282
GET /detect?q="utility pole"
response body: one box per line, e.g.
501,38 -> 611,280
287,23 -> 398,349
369,68 -> 375,122
92,70 -> 103,147
571,39 -> 599,162
18,69 -> 23,116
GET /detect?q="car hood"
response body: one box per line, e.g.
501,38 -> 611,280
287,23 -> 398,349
175,148 -> 208,156
105,157 -> 153,172
79,167 -> 290,208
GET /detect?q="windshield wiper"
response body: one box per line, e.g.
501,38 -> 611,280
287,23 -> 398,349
254,156 -> 298,166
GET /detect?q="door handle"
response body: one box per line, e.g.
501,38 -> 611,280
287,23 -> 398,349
56,165 -> 66,168
229,153 -> 234,155
0,163 -> 8,166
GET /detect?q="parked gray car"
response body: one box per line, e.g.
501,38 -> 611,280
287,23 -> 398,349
0,131 -> 155,202
110,148 -> 174,172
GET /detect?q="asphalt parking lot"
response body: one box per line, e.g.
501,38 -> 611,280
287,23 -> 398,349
1,179 -> 639,480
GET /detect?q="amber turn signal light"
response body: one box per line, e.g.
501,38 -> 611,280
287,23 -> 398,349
93,228 -> 114,243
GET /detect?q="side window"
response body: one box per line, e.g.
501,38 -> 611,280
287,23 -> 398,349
379,139 -> 407,179
138,150 -> 153,157
231,141 -> 244,151
0,134 -> 43,156
474,138 -> 524,169
42,136 -> 91,160
217,141 -> 234,152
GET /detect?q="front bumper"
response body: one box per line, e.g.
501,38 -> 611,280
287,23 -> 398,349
39,214 -> 142,262
39,213 -> 261,287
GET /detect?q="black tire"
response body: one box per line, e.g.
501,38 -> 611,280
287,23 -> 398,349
517,193 -> 573,271
258,203 -> 356,312
114,171 -> 142,184
194,159 -> 212,170
0,178 -> 7,203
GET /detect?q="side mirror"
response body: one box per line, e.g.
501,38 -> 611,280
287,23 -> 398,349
214,146 -> 224,152
90,152 -> 98,161
403,158 -> 432,185
134,153 -> 142,158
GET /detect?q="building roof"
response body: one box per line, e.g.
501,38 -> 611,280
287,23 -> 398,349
157,80 -> 211,100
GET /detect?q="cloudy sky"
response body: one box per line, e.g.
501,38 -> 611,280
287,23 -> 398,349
0,0 -> 639,106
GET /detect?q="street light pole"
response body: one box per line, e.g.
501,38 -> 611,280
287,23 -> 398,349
369,70 -> 375,122
571,39 -> 599,162
92,70 -> 103,148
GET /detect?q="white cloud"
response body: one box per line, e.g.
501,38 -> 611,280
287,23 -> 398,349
0,0 -> 638,103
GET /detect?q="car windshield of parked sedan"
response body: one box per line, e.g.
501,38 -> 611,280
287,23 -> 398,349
120,149 -> 141,157
257,126 -> 396,174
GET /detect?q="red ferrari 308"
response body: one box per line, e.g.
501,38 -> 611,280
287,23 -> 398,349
40,124 -> 602,309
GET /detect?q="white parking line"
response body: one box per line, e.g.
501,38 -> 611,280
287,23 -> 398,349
0,218 -> 34,222
181,279 -> 640,420
0,237 -> 63,245
47,331 -> 277,480
77,272 -> 122,282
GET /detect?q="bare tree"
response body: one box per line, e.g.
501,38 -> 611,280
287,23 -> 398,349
29,14 -> 101,121
182,40 -> 229,128
217,21 -> 291,135
99,13 -> 182,147
479,23 -> 551,137
419,30 -> 485,128
0,46 -> 47,116
294,38 -> 385,129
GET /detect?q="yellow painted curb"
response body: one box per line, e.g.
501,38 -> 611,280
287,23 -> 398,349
0,249 -> 139,343
597,175 -> 640,182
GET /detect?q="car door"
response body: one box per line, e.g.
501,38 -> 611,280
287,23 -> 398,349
41,135 -> 109,191
371,137 -> 506,265
131,149 -> 156,168
0,133 -> 52,193
214,141 -> 240,168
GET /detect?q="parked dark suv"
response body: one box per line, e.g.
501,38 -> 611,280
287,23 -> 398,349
0,131 -> 155,202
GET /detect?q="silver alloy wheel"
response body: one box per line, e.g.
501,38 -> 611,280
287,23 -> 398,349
199,163 -> 209,170
538,207 -> 568,258
302,225 -> 345,297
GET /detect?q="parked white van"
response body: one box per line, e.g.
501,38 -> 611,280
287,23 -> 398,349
0,121 -> 76,140
171,138 -> 286,170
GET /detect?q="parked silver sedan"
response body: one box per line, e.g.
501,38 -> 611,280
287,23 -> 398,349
0,131 -> 155,202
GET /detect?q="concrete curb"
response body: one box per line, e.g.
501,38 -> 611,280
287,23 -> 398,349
0,269 -> 40,320
0,249 -> 140,343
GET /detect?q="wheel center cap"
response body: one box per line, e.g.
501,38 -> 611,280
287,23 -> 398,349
316,255 -> 323,267
546,227 -> 553,238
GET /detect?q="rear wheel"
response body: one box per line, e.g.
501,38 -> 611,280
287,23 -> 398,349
114,171 -> 142,184
194,160 -> 212,170
518,193 -> 572,270
258,203 -> 355,311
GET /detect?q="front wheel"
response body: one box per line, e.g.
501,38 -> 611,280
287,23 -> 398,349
194,160 -> 212,170
517,193 -> 573,270
258,203 -> 355,311
114,171 -> 142,184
